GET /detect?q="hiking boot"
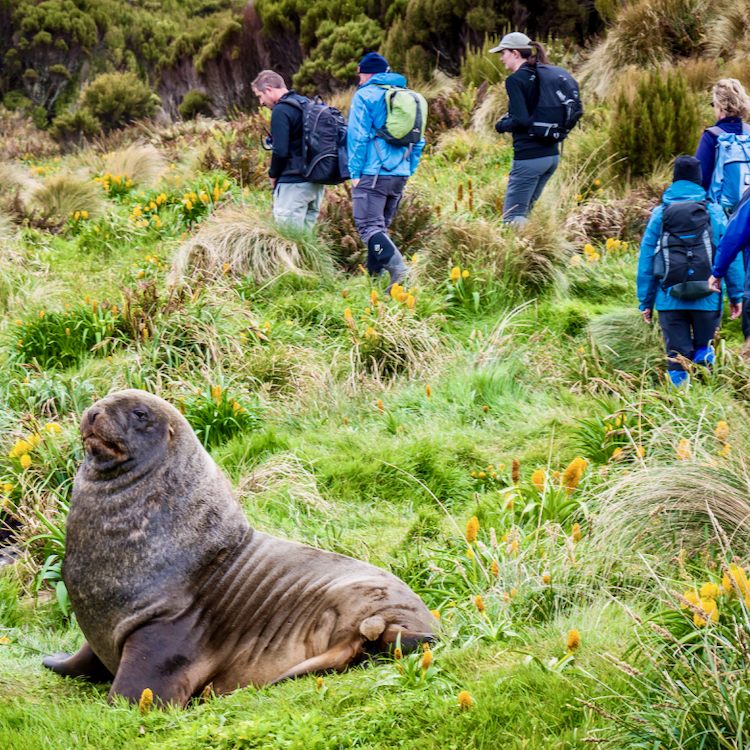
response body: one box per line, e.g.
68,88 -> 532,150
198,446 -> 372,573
384,249 -> 408,294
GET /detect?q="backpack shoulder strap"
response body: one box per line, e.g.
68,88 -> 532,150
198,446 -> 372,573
707,125 -> 724,137
743,122 -> 750,134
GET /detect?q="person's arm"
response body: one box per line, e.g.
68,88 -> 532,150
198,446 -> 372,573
268,104 -> 293,180
347,91 -> 373,181
695,130 -> 716,191
495,75 -> 532,133
410,136 -> 425,175
712,198 -> 750,280
636,208 -> 663,315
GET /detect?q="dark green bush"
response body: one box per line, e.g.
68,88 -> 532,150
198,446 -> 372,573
178,89 -> 213,119
81,72 -> 158,131
48,108 -> 102,145
610,69 -> 701,180
3,91 -> 32,111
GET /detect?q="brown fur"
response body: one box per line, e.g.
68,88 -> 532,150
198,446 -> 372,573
43,390 -> 436,706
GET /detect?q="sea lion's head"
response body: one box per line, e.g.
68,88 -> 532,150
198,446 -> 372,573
80,390 -> 178,478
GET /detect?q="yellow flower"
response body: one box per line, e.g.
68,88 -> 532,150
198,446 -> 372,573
462,269 -> 469,279
411,253 -> 418,263
491,559 -> 499,578
139,688 -> 153,715
2,483 -> 13,494
393,647 -> 402,660
510,588 -> 517,598
377,399 -> 384,412
0,637 -> 10,644
694,598 -> 718,627
723,564 -> 750,597
677,438 -> 691,461
542,573 -> 550,585
594,179 -> 601,187
341,289 -> 348,299
390,283 -> 403,299
406,294 -> 415,309
19,454 -> 31,469
344,307 -> 353,321
681,589 -> 699,608
316,676 -> 324,690
474,595 -> 485,613
719,443 -> 732,457
465,516 -> 479,543
371,289 -> 378,305
636,445 -> 645,459
81,210 -> 88,219
458,691 -> 473,711
450,266 -> 461,282
561,456 -> 587,494
701,582 -> 721,600
531,469 -> 545,491
504,493 -> 514,510
567,629 -> 581,652
583,243 -> 595,256
572,522 -> 581,542
425,385 -> 432,400
421,650 -> 433,672
430,609 -> 440,620
715,421 -> 729,442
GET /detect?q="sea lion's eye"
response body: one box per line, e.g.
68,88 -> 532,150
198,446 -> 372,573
133,408 -> 148,420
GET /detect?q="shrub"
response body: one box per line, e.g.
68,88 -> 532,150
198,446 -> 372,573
610,69 -> 701,180
588,308 -> 665,371
31,173 -> 105,221
170,207 -> 333,286
48,108 -> 102,147
460,36 -> 507,88
81,72 -> 158,131
179,90 -> 213,120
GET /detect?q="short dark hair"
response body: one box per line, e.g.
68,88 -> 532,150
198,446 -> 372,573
251,70 -> 286,93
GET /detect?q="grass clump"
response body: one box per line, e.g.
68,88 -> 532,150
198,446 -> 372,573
589,308 -> 664,372
31,173 -> 106,221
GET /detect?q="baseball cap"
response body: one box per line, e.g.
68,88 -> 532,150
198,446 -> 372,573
489,32 -> 533,53
358,52 -> 390,74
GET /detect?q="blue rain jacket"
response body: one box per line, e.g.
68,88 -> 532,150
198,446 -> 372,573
347,72 -> 425,180
637,180 -> 743,311
713,187 -> 750,296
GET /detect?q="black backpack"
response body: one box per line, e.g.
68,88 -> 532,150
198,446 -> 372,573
652,200 -> 715,300
528,64 -> 583,145
285,96 -> 350,185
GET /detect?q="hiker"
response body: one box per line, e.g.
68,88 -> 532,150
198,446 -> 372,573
492,32 -> 582,227
638,156 -> 743,387
347,52 -> 426,290
708,186 -> 750,354
252,70 -> 325,229
695,78 -> 750,212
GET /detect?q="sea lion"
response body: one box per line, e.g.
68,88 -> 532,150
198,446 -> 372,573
43,390 -> 436,706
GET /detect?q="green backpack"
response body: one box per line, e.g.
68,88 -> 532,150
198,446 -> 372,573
375,85 -> 428,147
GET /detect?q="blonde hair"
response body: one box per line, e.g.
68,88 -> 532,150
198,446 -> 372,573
713,78 -> 750,119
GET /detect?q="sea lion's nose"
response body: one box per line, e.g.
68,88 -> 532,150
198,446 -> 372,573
88,408 -> 100,424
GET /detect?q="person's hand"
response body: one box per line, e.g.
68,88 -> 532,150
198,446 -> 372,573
351,178 -> 360,188
641,308 -> 652,324
731,301 -> 743,319
269,177 -> 277,188
708,275 -> 722,293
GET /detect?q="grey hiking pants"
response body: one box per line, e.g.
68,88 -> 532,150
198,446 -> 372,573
273,182 -> 325,229
352,174 -> 409,245
502,155 -> 560,227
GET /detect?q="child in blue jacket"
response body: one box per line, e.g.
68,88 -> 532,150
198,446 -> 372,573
637,156 -> 743,386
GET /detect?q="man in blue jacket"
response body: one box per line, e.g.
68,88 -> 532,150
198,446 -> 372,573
348,52 -> 425,290
708,186 -> 750,349
638,156 -> 743,386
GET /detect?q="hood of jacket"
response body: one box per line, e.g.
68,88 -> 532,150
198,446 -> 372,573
662,180 -> 708,204
360,72 -> 408,89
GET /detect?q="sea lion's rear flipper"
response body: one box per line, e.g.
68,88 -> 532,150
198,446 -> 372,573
269,637 -> 361,684
43,641 -> 114,682
379,623 -> 435,653
109,620 -> 202,708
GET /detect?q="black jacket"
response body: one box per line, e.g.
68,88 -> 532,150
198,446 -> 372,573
268,91 -> 309,183
495,64 -> 559,161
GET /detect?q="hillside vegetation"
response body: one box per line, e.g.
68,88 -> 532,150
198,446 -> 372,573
3,1 -> 750,748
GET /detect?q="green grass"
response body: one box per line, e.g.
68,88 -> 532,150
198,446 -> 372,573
1,112 -> 749,749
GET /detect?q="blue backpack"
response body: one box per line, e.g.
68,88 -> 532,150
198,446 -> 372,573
708,123 -> 750,211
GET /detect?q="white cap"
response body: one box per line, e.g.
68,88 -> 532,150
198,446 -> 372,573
489,32 -> 533,54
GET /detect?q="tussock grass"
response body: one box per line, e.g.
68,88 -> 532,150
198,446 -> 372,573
598,462 -> 750,553
589,308 -> 664,371
31,173 -> 106,220
101,142 -> 167,185
0,162 -> 35,193
706,0 -> 750,59
170,207 -> 334,286
470,83 -> 508,136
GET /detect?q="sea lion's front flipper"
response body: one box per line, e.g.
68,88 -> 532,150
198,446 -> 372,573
43,641 -> 114,682
269,637 -> 362,684
109,621 -> 202,708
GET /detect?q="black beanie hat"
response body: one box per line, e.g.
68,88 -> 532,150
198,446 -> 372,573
673,155 -> 702,185
358,52 -> 389,74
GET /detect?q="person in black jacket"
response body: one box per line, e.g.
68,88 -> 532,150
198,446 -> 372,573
492,32 -> 559,227
251,70 -> 325,229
